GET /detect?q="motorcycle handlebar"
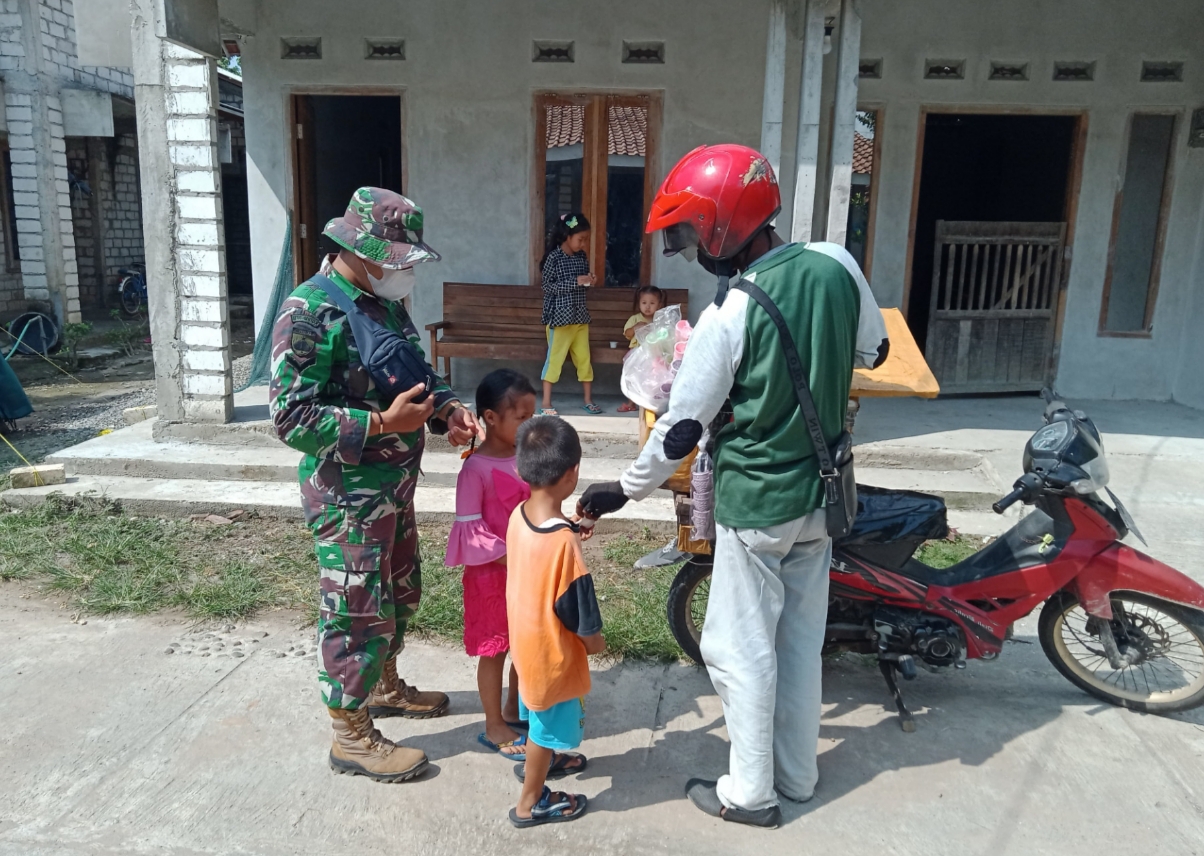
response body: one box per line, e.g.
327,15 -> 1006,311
992,486 -> 1026,515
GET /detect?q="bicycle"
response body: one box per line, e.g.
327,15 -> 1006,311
118,264 -> 148,316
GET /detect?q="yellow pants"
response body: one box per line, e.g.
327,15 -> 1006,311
542,324 -> 594,384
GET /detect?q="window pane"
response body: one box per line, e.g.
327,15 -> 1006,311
845,110 -> 876,270
544,104 -> 584,244
605,104 -> 647,287
1105,114 -> 1175,332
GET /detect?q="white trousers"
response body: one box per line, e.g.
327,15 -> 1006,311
700,510 -> 831,811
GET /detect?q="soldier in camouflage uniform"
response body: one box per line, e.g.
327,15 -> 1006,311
270,187 -> 482,783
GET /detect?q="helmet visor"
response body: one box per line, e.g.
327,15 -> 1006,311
662,221 -> 701,258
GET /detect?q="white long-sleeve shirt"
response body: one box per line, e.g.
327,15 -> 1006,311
620,242 -> 888,502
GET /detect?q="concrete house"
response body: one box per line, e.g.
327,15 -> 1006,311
77,0 -> 1204,427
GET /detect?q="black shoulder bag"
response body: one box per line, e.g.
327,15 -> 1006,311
312,275 -> 437,405
733,279 -> 857,538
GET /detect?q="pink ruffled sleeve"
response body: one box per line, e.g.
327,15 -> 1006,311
446,463 -> 507,567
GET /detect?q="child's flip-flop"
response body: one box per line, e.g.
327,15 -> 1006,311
508,786 -> 588,828
512,753 -> 587,783
477,732 -> 527,760
617,401 -> 638,412
581,403 -> 603,414
539,408 -> 559,416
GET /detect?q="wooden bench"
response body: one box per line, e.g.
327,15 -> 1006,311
426,283 -> 689,385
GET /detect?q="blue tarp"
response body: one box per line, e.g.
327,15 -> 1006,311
0,355 -> 32,421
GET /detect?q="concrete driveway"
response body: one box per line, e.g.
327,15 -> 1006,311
3,596 -> 1202,856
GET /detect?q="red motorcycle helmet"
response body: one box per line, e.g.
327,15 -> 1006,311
646,144 -> 781,261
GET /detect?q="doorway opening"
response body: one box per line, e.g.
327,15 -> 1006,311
292,94 -> 403,282
907,113 -> 1078,393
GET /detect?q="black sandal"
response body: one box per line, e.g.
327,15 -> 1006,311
508,786 -> 588,828
685,778 -> 781,829
512,752 -> 587,783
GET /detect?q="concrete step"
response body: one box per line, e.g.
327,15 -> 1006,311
44,420 -> 1007,512
46,420 -> 643,490
0,474 -> 678,529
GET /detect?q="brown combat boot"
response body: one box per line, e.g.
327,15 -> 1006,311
367,657 -> 450,719
328,707 -> 429,783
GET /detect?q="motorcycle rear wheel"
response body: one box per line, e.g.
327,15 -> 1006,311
1039,591 -> 1204,713
666,556 -> 711,665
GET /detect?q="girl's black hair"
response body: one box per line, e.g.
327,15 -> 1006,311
541,212 -> 591,268
476,368 -> 536,416
633,284 -> 666,313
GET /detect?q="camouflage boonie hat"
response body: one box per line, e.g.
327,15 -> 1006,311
323,187 -> 441,269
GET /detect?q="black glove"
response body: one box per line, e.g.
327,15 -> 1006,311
579,481 -> 630,518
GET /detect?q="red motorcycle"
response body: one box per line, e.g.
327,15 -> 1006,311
666,391 -> 1204,729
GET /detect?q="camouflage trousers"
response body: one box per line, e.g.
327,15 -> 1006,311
303,475 -> 421,710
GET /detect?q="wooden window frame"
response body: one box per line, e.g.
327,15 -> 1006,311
1097,110 -> 1179,339
530,91 -> 662,287
855,103 -> 883,279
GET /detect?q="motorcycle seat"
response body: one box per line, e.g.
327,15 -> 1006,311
894,505 -> 1071,588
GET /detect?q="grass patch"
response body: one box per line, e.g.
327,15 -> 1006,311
0,495 -> 687,660
916,535 -> 983,568
0,494 -> 317,618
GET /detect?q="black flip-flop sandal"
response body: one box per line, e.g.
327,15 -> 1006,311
685,778 -> 781,829
508,786 -> 588,828
512,752 -> 587,783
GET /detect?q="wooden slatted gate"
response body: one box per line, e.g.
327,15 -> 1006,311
926,221 -> 1067,394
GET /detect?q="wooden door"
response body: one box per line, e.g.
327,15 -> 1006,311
292,95 -> 318,282
926,221 -> 1066,394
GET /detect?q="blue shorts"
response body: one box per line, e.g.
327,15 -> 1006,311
519,696 -> 586,752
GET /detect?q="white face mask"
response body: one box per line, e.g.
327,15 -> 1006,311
368,266 -> 416,302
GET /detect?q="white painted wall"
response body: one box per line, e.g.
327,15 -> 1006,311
230,0 -> 770,348
230,0 -> 1204,403
854,0 -> 1204,402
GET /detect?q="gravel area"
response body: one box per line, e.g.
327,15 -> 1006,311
231,353 -> 254,390
2,384 -> 155,471
23,387 -> 155,433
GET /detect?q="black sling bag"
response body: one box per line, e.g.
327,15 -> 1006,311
733,279 -> 857,538
313,274 -> 436,405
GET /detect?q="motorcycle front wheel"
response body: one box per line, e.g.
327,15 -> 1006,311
1039,591 -> 1204,713
119,277 -> 143,316
666,556 -> 711,665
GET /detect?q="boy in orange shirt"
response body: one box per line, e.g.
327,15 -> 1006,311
506,416 -> 605,827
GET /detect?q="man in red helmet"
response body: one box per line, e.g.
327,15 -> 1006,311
580,145 -> 888,828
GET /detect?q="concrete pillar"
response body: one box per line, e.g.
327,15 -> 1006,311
130,0 -> 232,423
824,0 -> 862,246
790,0 -> 828,243
759,0 -> 787,178
5,0 -> 81,324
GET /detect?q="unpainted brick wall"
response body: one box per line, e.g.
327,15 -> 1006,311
66,132 -> 145,312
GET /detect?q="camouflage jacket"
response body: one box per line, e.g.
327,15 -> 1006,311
269,269 -> 455,494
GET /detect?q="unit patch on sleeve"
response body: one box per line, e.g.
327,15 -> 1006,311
288,310 -> 323,365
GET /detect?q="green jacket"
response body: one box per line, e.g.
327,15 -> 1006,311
620,242 -> 889,530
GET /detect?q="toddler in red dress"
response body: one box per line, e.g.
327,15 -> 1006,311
446,369 -> 537,759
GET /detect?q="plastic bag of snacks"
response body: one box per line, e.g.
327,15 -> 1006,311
620,304 -> 693,413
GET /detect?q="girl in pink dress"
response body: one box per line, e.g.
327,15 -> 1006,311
446,369 -> 537,758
